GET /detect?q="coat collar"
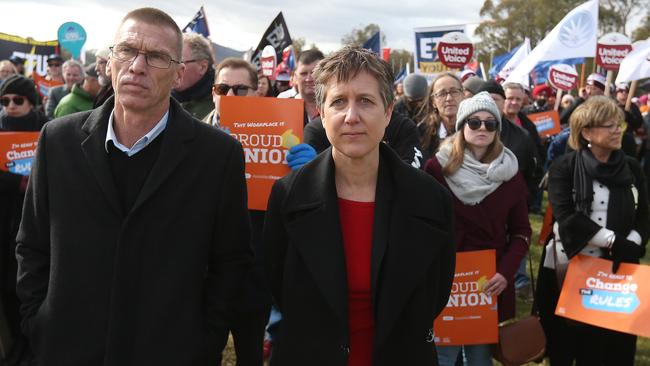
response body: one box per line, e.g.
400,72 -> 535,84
80,96 -> 195,216
283,143 -> 443,347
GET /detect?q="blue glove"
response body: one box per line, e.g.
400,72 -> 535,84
286,143 -> 317,170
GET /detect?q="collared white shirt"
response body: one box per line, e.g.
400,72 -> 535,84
105,110 -> 169,157
277,88 -> 299,99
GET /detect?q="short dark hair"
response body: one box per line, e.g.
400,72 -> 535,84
215,58 -> 258,89
120,8 -> 183,59
297,49 -> 324,66
313,46 -> 394,109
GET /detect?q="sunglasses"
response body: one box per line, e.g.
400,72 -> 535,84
48,63 -> 62,67
465,117 -> 498,132
0,96 -> 28,107
213,83 -> 252,96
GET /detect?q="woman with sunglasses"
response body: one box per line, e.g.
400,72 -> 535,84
0,74 -> 46,131
425,92 -> 531,366
539,96 -> 648,366
0,74 -> 45,365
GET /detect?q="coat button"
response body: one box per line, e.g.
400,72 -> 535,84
340,344 -> 350,354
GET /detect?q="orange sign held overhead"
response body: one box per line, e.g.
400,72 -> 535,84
220,96 -> 304,211
556,255 -> 650,338
528,110 -> 561,137
434,250 -> 498,346
0,132 -> 40,176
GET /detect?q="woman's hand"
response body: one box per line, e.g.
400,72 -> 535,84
483,273 -> 507,297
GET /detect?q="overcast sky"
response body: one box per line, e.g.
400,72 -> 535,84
2,1 -> 644,55
3,0 -> 485,53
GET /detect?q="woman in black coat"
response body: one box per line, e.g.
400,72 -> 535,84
0,74 -> 45,365
263,46 -> 455,366
539,96 -> 649,366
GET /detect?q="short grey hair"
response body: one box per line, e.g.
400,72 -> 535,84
183,32 -> 215,66
63,59 -> 84,77
502,82 -> 525,93
313,46 -> 394,110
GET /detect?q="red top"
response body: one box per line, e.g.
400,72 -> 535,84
338,198 -> 375,366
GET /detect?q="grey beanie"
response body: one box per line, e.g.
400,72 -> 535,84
403,73 -> 428,99
462,76 -> 485,96
455,91 -> 501,132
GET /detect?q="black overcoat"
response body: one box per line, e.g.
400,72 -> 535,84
263,143 -> 455,366
15,97 -> 253,365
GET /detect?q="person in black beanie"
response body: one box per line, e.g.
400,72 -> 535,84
0,74 -> 42,365
0,74 -> 46,132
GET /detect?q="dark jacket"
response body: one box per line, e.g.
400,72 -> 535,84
15,97 -> 253,365
425,157 -> 531,320
263,143 -> 455,366
304,110 -> 423,168
500,117 -> 537,188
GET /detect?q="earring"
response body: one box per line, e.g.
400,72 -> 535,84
587,142 -> 592,148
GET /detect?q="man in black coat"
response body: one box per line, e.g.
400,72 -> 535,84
15,8 -> 252,365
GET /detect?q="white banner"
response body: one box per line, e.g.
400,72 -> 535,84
498,38 -> 530,87
506,0 -> 598,84
615,40 -> 650,84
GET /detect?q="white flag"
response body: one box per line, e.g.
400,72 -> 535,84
498,38 -> 531,87
505,0 -> 598,84
615,40 -> 650,84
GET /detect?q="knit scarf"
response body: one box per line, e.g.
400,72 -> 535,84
172,67 -> 215,103
572,149 -> 635,233
436,143 -> 519,205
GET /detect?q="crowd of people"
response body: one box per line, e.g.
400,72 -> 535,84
0,6 -> 648,366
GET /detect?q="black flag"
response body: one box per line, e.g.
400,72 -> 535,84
250,12 -> 292,70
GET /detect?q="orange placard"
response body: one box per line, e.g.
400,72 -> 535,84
556,255 -> 650,338
434,249 -> 498,345
538,204 -> 554,245
220,96 -> 304,211
528,110 -> 561,137
0,132 -> 39,176
32,72 -> 63,98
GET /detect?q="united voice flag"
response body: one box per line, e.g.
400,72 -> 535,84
183,6 -> 210,38
615,40 -> 650,84
250,12 -> 293,70
363,32 -> 381,55
506,0 -> 598,84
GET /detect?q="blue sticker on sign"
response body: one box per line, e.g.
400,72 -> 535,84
581,289 -> 640,314
7,157 -> 33,176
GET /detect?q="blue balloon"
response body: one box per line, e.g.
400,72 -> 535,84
57,22 -> 86,59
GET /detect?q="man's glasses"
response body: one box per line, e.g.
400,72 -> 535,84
213,83 -> 252,96
47,63 -> 62,67
433,88 -> 463,100
0,96 -> 28,107
465,117 -> 498,132
109,45 -> 181,69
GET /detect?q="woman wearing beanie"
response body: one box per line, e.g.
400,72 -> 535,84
0,74 -> 46,131
425,91 -> 531,366
0,73 -> 44,365
417,73 -> 465,163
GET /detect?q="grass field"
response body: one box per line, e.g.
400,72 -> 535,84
221,200 -> 650,365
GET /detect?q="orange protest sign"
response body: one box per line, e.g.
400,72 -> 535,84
538,204 -> 554,245
556,255 -> 650,338
434,249 -> 498,346
220,96 -> 304,211
0,132 -> 39,176
528,110 -> 561,137
32,72 -> 63,98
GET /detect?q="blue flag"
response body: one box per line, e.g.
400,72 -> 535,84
183,7 -> 210,38
363,32 -> 380,55
490,45 -> 583,84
